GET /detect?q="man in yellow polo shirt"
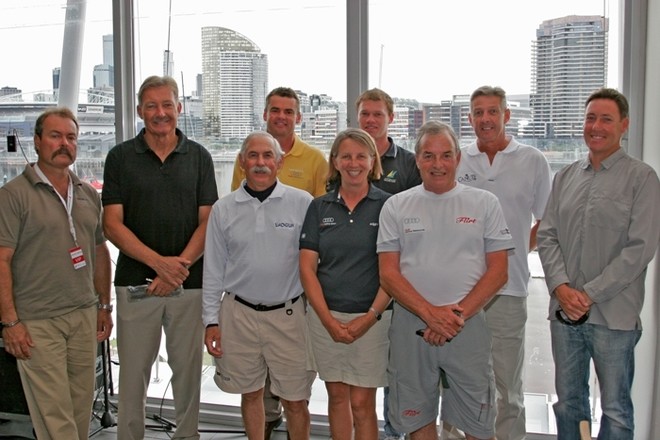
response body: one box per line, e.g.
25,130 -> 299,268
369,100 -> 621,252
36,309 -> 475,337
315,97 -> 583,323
231,87 -> 327,197
230,87 -> 327,440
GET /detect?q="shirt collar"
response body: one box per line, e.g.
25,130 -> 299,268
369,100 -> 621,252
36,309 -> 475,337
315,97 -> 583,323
328,182 -> 387,205
23,163 -> 83,188
285,135 -> 304,157
465,136 -> 518,156
382,137 -> 398,158
134,128 -> 188,154
235,178 -> 284,202
583,147 -> 626,170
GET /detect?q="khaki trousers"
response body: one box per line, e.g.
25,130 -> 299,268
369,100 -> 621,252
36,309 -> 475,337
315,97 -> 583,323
115,287 -> 203,440
18,306 -> 97,440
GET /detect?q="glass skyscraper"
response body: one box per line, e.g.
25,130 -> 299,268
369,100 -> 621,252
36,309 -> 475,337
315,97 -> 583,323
201,26 -> 268,139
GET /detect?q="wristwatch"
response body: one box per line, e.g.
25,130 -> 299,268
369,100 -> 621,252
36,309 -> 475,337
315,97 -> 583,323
369,307 -> 382,321
98,303 -> 114,312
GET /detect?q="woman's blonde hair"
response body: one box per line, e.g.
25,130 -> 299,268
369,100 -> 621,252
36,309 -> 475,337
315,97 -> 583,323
327,128 -> 382,185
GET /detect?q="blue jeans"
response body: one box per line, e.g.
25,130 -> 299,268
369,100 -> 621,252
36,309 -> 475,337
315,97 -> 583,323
551,321 -> 641,440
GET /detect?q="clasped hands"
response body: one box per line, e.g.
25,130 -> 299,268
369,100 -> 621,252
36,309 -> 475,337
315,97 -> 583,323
325,312 -> 374,344
555,284 -> 592,321
418,303 -> 465,346
148,255 -> 191,296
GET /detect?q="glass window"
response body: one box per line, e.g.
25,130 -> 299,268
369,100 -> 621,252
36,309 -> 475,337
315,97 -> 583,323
132,0 -> 346,197
0,1 -> 626,437
130,0 -> 347,413
368,0 -> 619,436
0,1 -> 113,184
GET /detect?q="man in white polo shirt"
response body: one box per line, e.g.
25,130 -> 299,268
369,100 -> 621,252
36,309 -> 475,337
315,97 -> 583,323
378,121 -> 514,440
203,131 -> 315,440
456,85 -> 552,440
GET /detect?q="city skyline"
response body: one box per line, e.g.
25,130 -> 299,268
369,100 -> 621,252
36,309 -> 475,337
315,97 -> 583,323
2,10 -> 610,152
0,0 -> 617,105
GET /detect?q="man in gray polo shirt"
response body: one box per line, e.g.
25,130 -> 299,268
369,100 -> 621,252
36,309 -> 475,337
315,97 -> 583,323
203,131 -> 315,440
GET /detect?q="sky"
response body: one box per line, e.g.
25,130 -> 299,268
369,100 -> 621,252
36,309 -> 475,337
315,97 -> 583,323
0,0 -> 617,104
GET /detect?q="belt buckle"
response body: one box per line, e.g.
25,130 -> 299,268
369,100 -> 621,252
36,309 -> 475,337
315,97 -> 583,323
254,304 -> 269,312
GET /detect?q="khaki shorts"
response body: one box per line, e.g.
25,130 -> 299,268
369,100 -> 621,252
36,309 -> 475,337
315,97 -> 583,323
214,293 -> 315,401
307,307 -> 390,388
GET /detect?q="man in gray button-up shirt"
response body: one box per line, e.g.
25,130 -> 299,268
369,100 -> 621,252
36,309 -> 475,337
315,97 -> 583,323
538,88 -> 660,440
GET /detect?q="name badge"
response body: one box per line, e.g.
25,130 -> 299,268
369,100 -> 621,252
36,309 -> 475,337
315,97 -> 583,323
69,246 -> 87,270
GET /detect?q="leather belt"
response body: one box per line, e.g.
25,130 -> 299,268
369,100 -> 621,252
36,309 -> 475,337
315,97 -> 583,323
229,292 -> 300,312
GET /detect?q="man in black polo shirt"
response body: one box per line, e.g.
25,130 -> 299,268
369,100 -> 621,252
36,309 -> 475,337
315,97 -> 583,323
102,75 -> 218,440
356,88 -> 421,196
356,88 -> 421,440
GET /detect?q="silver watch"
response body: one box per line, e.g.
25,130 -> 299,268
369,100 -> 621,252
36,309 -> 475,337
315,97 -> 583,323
98,303 -> 114,312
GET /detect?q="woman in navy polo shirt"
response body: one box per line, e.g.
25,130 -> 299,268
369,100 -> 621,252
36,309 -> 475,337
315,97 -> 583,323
300,128 -> 392,440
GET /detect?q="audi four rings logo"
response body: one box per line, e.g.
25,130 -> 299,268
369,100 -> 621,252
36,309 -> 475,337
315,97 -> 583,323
322,217 -> 335,224
403,217 -> 421,224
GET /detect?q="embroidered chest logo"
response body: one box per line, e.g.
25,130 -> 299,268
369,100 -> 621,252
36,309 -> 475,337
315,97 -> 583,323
383,170 -> 398,183
321,217 -> 336,227
457,173 -> 477,183
403,217 -> 424,233
287,168 -> 304,179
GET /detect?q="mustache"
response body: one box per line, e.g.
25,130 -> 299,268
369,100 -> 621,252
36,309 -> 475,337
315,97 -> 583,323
249,165 -> 272,175
51,148 -> 74,160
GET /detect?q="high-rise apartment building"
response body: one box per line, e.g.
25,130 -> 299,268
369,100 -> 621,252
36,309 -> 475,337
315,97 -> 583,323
90,34 -> 114,104
93,34 -> 114,89
528,15 -> 608,138
201,26 -> 268,139
102,34 -> 113,68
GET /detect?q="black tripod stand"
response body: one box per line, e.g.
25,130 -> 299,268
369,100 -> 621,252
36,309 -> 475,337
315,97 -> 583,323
145,370 -> 245,436
90,339 -> 116,436
145,393 -> 246,436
